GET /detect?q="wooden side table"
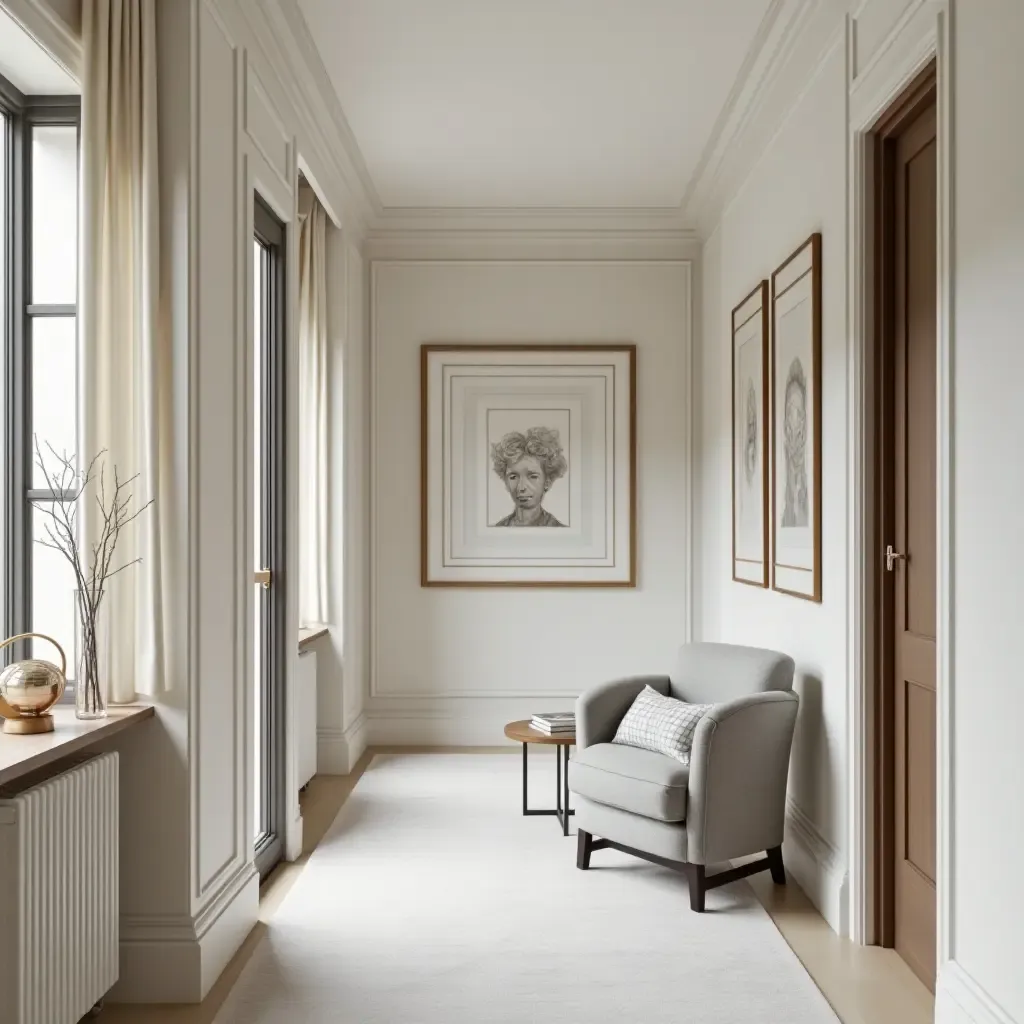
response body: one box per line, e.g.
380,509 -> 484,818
504,719 -> 575,836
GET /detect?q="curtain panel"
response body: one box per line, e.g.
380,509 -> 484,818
80,0 -> 166,700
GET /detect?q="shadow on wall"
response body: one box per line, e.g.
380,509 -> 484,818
788,669 -> 834,828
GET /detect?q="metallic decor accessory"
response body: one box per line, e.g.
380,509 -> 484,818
0,633 -> 68,735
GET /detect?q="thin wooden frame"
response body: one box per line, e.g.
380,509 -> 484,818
732,282 -> 770,587
770,233 -> 822,602
420,343 -> 636,588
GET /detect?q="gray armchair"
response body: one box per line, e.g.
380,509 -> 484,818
569,642 -> 798,911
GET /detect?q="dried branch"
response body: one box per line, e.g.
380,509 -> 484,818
31,438 -> 155,713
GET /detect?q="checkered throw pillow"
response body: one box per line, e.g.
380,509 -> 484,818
611,685 -> 714,766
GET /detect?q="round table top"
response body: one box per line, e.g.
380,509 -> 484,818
504,719 -> 575,745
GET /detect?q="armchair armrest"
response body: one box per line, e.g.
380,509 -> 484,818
686,691 -> 799,865
575,675 -> 670,749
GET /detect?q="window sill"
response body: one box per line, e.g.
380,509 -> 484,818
298,624 -> 329,654
0,704 -> 155,787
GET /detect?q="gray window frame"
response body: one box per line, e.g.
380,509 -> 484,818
0,71 -> 81,677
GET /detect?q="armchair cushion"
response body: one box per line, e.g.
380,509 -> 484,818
611,685 -> 714,766
570,743 -> 689,823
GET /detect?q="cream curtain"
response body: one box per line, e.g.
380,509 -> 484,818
297,186 -> 329,625
80,0 -> 165,700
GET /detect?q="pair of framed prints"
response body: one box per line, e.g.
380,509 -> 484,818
420,344 -> 636,588
731,233 -> 822,601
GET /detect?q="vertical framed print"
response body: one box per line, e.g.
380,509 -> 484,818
732,281 -> 770,587
771,232 -> 822,601
421,344 -> 636,587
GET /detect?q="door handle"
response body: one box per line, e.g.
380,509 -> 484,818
254,568 -> 272,590
885,545 -> 906,572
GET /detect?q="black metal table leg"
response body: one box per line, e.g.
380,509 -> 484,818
556,743 -> 562,818
522,742 -> 528,816
561,745 -> 571,836
520,740 -> 574,833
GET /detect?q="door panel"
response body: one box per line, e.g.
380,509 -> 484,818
891,101 -> 937,991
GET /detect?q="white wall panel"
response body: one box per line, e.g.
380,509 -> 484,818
246,65 -> 292,189
195,0 -> 243,898
697,36 -> 849,933
370,259 -> 691,737
852,0 -> 921,80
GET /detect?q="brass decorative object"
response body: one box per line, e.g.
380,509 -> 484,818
0,633 -> 67,735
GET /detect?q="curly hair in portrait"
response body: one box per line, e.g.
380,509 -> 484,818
490,427 -> 567,482
490,426 -> 567,527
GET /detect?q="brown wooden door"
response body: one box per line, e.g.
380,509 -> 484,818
891,100 -> 938,990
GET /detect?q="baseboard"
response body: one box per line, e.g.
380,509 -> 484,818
366,705 -> 552,746
344,712 -> 369,770
318,712 -> 369,774
783,798 -> 848,937
936,961 -> 1019,1024
196,862 -> 260,1001
111,862 -> 258,1003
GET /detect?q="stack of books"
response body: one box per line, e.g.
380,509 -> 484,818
531,711 -> 575,735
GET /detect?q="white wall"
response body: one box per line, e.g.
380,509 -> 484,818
699,3 -> 1024,1021
317,228 -> 370,773
945,3 -> 1024,1021
697,35 -> 850,932
100,0 -> 367,1003
369,259 -> 691,743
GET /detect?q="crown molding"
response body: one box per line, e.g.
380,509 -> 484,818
685,0 -> 852,237
0,0 -> 82,82
244,0 -> 378,237
365,225 -> 700,262
260,0 -> 852,241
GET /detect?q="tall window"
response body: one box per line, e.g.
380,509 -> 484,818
1,72 -> 80,669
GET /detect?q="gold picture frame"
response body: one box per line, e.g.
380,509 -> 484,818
770,233 -> 823,602
731,281 -> 770,588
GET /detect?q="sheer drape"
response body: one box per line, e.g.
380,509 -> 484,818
297,185 -> 329,625
80,0 -> 166,700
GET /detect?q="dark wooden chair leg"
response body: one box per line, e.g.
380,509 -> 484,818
767,845 -> 786,885
577,829 -> 593,870
685,863 -> 706,912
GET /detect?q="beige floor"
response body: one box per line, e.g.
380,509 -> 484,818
102,749 -> 934,1024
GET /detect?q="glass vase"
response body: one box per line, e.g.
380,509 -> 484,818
74,590 -> 108,720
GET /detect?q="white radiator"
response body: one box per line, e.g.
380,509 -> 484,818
0,752 -> 119,1024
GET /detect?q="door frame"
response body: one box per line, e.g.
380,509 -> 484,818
868,63 -> 937,949
845,5 -> 953,967
253,194 -> 288,880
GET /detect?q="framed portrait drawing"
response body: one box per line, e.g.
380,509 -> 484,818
771,233 -> 822,601
421,344 -> 636,587
732,282 -> 770,587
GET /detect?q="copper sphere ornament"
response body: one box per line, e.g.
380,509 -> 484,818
0,633 -> 67,735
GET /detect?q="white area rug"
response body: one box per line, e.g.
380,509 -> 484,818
215,754 -> 839,1023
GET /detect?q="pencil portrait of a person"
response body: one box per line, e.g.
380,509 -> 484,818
490,427 -> 567,527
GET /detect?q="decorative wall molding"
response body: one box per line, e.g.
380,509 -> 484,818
369,258 -> 694,706
245,59 -> 293,190
244,0 -> 862,241
365,227 -> 701,262
114,863 -> 258,1004
936,962 -> 1019,1024
784,798 -> 849,936
242,0 -> 375,235
366,706 -> 531,748
1,0 -> 82,81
